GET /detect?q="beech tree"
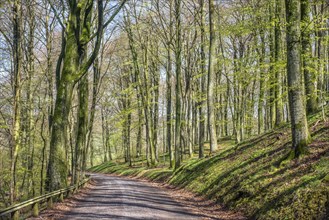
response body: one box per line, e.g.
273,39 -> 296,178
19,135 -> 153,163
207,0 -> 218,153
174,0 -> 182,169
46,0 -> 126,191
285,0 -> 310,157
301,0 -> 317,114
10,0 -> 23,204
198,0 -> 206,158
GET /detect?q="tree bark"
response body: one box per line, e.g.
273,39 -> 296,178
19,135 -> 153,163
73,0 -> 93,184
285,0 -> 310,158
166,45 -> 173,166
274,0 -> 283,126
46,0 -> 107,191
301,0 -> 317,114
174,0 -> 182,169
207,0 -> 218,153
10,0 -> 22,204
198,0 -> 206,158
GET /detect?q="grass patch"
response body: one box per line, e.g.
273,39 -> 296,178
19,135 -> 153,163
89,110 -> 329,219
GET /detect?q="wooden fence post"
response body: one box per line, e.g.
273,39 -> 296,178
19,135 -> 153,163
59,193 -> 64,202
11,210 -> 19,220
32,202 -> 39,217
47,197 -> 53,209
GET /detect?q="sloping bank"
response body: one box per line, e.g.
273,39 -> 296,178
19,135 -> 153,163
89,113 -> 329,219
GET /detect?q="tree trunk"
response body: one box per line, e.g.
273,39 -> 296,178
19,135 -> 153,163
269,0 -> 276,129
136,96 -> 143,158
258,32 -> 266,134
174,0 -> 182,169
101,107 -> 108,162
285,0 -> 310,158
207,0 -> 218,153
73,1 -> 93,184
73,74 -> 89,184
143,41 -> 157,166
151,55 -> 160,162
301,0 -> 317,114
84,59 -> 101,170
198,0 -> 206,158
10,0 -> 22,204
166,46 -> 173,166
46,0 -> 107,191
126,97 -> 132,166
274,0 -> 283,126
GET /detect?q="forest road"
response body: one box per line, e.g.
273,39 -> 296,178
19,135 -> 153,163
56,173 -> 208,220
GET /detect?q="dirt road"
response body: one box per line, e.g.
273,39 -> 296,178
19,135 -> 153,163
54,173 -> 208,219
32,173 -> 245,220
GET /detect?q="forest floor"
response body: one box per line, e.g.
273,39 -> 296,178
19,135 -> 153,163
90,108 -> 329,219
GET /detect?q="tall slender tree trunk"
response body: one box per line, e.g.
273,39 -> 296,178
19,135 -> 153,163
269,0 -> 276,129
73,74 -> 89,184
136,96 -> 143,158
285,0 -> 310,158
166,46 -> 173,166
151,56 -> 160,162
198,0 -> 206,158
207,0 -> 218,153
105,115 -> 112,161
73,1 -> 93,184
101,107 -> 108,162
258,32 -> 266,134
41,6 -> 53,195
84,59 -> 101,170
10,0 -> 22,204
126,96 -> 132,166
301,0 -> 317,114
274,0 -> 283,126
174,0 -> 182,169
27,0 -> 36,197
142,40 -> 157,166
314,3 -> 325,110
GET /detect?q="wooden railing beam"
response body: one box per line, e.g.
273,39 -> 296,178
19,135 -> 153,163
0,176 -> 90,219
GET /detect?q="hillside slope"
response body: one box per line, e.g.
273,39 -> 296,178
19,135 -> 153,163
90,111 -> 329,219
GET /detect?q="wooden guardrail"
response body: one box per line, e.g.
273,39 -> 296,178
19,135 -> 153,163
0,176 -> 90,220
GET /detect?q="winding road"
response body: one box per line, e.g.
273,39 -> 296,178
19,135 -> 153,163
55,173 -> 206,220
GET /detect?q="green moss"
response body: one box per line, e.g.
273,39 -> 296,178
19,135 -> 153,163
295,137 -> 311,158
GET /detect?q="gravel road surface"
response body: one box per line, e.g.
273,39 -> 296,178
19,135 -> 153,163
57,173 -> 205,220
